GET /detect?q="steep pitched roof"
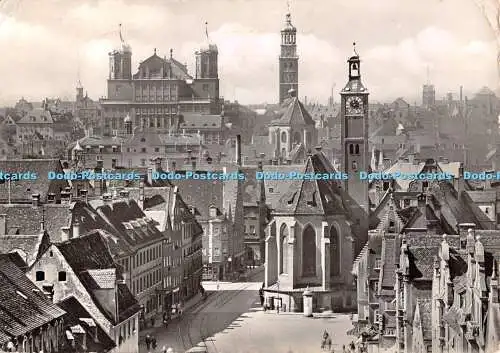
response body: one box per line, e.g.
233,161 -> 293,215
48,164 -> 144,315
58,296 -> 116,353
0,233 -> 50,267
133,53 -> 192,80
55,232 -> 140,323
17,108 -> 53,124
270,97 -> 315,126
0,204 -> 73,242
274,153 -> 346,215
408,246 -> 439,281
89,199 -> 164,251
173,178 -> 224,220
0,257 -> 65,343
0,159 -> 70,203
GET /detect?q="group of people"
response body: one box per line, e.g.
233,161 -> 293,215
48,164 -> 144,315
321,331 -> 360,353
145,334 -> 175,353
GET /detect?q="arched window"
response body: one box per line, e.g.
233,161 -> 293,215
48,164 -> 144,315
302,225 -> 316,276
280,224 -> 289,274
349,144 -> 354,154
281,131 -> 287,143
355,144 -> 360,154
330,227 -> 340,276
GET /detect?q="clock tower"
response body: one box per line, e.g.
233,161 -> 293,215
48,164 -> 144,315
340,43 -> 370,213
279,11 -> 298,104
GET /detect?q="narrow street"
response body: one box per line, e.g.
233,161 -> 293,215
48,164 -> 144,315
140,269 -> 264,353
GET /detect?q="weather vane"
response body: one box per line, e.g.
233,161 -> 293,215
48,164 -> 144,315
287,0 -> 291,13
353,42 -> 358,56
205,21 -> 209,40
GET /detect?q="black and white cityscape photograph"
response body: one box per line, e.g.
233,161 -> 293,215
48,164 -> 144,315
0,0 -> 499,352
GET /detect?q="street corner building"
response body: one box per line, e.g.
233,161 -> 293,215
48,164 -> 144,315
26,231 -> 141,353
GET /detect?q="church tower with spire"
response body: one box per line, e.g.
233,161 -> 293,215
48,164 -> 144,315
279,5 -> 298,104
340,43 -> 370,214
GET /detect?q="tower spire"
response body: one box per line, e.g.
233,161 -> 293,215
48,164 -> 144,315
205,21 -> 209,41
426,65 -> 430,84
287,0 -> 291,14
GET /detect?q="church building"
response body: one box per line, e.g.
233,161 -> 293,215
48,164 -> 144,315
263,37 -> 370,312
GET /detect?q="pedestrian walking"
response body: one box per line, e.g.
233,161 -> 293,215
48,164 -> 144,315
152,336 -> 157,350
161,346 -> 167,353
145,334 -> 151,350
163,311 -> 168,328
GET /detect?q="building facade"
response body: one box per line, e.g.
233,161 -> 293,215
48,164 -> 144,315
99,27 -> 220,135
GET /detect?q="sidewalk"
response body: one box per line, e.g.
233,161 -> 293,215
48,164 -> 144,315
139,292 -> 213,336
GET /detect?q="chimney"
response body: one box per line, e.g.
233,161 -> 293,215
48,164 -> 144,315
408,153 -> 415,164
155,157 -> 162,171
457,163 -> 464,195
47,193 -> 56,203
72,221 -> 80,239
147,167 -> 153,186
31,193 -> 40,207
236,134 -> 242,166
417,193 -> 426,208
60,190 -> 71,204
466,227 -> 476,254
138,179 -> 145,210
458,223 -> 476,249
61,226 -> 70,242
460,86 -> 463,105
0,214 -> 6,236
80,189 -> 88,203
102,193 -> 113,204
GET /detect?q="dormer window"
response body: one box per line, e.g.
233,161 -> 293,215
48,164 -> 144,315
141,138 -> 146,142
209,206 -> 217,218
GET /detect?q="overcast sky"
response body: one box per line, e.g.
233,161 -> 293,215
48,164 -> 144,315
0,0 -> 497,105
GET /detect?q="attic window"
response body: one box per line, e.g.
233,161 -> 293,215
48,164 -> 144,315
58,271 -> 67,281
269,188 -> 274,193
204,123 -> 208,126
141,138 -> 146,142
212,123 -> 216,126
36,271 -> 45,281
306,191 -> 317,206
192,124 -> 195,126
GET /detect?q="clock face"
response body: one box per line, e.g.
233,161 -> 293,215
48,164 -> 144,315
346,96 -> 363,115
